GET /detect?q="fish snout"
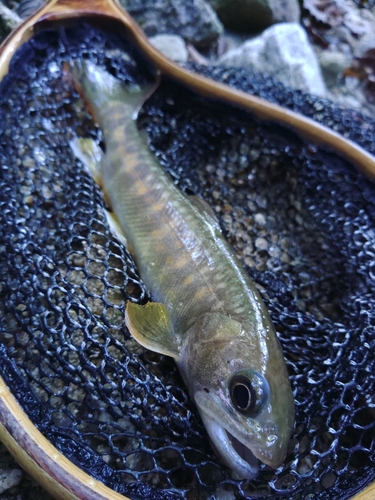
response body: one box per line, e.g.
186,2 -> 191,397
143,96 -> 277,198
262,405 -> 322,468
253,417 -> 293,469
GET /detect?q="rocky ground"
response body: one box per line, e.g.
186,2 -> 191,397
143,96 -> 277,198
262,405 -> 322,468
3,0 -> 373,115
0,443 -> 54,499
0,0 -> 374,498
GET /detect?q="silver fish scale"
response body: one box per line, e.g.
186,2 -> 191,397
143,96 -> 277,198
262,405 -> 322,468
1,21 -> 375,499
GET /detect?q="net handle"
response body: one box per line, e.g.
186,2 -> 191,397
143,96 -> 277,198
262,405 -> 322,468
354,484 -> 375,500
0,0 -> 374,180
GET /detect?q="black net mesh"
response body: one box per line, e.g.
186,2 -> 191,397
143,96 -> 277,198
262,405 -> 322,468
1,21 -> 375,500
347,0 -> 375,8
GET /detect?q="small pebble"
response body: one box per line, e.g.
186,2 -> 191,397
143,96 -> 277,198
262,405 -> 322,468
255,237 -> 268,250
254,213 -> 266,226
0,469 -> 22,494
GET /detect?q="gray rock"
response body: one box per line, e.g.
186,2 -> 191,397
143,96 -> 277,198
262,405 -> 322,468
17,0 -> 223,48
335,0 -> 375,38
353,31 -> 375,58
206,0 -> 300,32
217,23 -> 327,97
120,0 -> 223,48
17,0 -> 45,18
305,0 -> 375,56
318,49 -> 351,89
149,34 -> 188,62
0,468 -> 22,494
0,2 -> 22,39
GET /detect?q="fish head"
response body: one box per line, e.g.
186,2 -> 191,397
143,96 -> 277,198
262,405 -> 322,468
177,312 -> 294,479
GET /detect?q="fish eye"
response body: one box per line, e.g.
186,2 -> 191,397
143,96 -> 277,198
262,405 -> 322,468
229,370 -> 269,417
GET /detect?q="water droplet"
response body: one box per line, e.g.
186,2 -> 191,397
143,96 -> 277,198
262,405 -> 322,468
267,434 -> 277,445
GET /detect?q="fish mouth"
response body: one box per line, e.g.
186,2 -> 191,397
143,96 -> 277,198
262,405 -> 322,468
199,411 -> 259,480
194,389 -> 288,478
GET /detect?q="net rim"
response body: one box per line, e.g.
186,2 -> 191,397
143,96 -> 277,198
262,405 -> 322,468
0,375 -> 130,500
1,1 -> 375,498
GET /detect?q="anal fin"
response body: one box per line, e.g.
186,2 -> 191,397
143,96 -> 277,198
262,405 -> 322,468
105,209 -> 129,250
69,137 -> 103,186
70,137 -> 131,249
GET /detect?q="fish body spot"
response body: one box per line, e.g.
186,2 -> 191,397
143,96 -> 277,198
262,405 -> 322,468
151,226 -> 169,239
172,255 -> 190,270
194,288 -> 208,301
153,241 -> 166,253
134,180 -> 148,196
151,201 -> 166,212
183,275 -> 194,286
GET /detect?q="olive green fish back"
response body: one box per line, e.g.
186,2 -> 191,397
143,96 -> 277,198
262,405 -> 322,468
1,21 -> 375,499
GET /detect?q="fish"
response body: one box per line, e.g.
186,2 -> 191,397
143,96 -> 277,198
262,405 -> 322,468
69,59 -> 295,480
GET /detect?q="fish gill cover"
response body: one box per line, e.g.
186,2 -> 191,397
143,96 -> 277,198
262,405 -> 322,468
0,21 -> 375,499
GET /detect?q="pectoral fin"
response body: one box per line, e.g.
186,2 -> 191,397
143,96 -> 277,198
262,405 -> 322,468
125,301 -> 179,358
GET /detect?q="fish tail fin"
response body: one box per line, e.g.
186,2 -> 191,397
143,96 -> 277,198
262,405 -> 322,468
68,59 -> 159,121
